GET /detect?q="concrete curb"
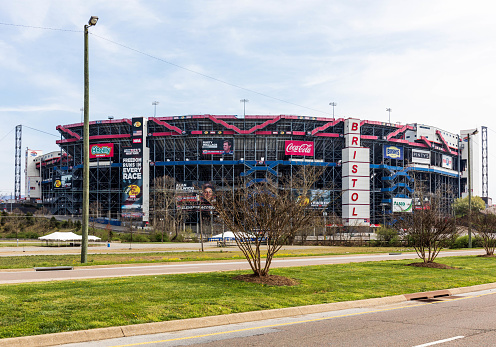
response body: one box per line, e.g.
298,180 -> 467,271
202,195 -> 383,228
2,282 -> 496,347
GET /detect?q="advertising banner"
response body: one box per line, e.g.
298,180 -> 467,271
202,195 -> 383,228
121,147 -> 143,214
383,145 -> 404,160
442,155 -> 453,169
285,140 -> 314,156
392,198 -> 413,213
121,117 -> 145,218
309,190 -> 331,208
412,149 -> 430,165
90,143 -> 114,158
53,174 -> 72,189
202,139 -> 233,155
175,181 -> 216,210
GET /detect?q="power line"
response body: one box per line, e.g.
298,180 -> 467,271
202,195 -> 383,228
0,127 -> 15,144
22,125 -> 58,137
0,22 -> 80,32
91,33 -> 329,116
1,21 -> 331,115
2,22 -> 330,115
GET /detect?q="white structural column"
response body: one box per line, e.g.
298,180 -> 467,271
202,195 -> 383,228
342,118 -> 370,226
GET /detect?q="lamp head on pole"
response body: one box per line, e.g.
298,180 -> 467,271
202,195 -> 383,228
88,16 -> 99,26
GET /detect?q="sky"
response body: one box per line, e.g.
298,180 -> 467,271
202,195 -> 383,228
1,0 -> 496,199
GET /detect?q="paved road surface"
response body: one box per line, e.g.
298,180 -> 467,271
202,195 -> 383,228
0,249 -> 484,284
60,288 -> 496,346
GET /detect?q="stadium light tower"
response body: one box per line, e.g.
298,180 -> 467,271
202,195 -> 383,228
152,101 -> 159,117
329,102 -> 337,117
240,99 -> 249,118
82,15 -> 98,264
386,108 -> 392,123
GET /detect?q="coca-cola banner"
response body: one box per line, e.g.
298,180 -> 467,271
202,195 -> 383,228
285,140 -> 314,157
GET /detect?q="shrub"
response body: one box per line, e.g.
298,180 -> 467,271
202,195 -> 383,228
151,232 -> 170,242
374,227 -> 400,246
449,235 -> 483,249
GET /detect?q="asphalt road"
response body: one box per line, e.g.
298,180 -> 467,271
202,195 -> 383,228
0,249 -> 485,284
59,288 -> 496,347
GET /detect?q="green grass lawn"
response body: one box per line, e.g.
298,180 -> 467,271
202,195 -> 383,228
0,246 -> 414,269
1,255 -> 495,339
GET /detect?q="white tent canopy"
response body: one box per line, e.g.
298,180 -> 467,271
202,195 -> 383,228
39,232 -> 101,242
208,231 -> 235,241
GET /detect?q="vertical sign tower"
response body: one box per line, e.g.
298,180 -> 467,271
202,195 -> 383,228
342,118 -> 370,226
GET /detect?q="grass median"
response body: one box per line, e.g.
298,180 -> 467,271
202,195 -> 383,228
1,255 -> 496,339
0,246 -> 412,269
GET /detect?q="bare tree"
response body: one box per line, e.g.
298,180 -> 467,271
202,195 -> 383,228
9,208 -> 24,239
34,207 -> 50,236
472,212 -> 496,256
151,176 -> 176,242
89,200 -> 102,233
211,166 -> 324,277
397,185 -> 458,263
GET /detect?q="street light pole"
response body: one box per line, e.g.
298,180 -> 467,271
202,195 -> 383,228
82,16 -> 98,264
386,108 -> 392,123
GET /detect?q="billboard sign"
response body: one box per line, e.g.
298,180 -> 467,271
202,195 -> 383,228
90,143 -> 114,158
383,145 -> 404,160
122,147 -> 143,214
392,198 -> 413,213
442,155 -> 453,169
175,181 -> 216,210
412,149 -> 430,165
202,139 -> 233,155
285,140 -> 314,156
53,174 -> 72,189
310,189 -> 331,208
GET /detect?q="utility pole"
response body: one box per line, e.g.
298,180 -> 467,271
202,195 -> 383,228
467,129 -> 478,248
82,16 -> 98,264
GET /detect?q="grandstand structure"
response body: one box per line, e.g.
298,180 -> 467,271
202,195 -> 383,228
27,115 -> 472,227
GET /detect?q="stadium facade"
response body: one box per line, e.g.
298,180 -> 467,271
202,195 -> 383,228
24,115 -> 479,227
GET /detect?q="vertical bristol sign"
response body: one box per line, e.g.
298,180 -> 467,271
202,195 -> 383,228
342,118 -> 370,226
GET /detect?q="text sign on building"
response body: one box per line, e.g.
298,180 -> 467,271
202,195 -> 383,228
89,143 -> 114,158
202,139 -> 234,155
412,149 -> 430,165
392,198 -> 413,213
442,155 -> 453,169
342,118 -> 370,226
383,145 -> 404,160
285,140 -> 314,156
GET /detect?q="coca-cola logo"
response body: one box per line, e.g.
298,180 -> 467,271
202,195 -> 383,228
285,141 -> 314,156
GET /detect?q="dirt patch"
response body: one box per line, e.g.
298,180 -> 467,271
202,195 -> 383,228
234,274 -> 299,286
478,254 -> 496,258
406,262 -> 458,269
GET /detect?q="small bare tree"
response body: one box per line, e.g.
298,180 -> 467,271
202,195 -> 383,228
9,208 -> 24,239
151,176 -> 176,242
89,201 -> 102,233
34,207 -> 50,236
397,185 -> 458,263
211,167 -> 324,277
472,212 -> 496,256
